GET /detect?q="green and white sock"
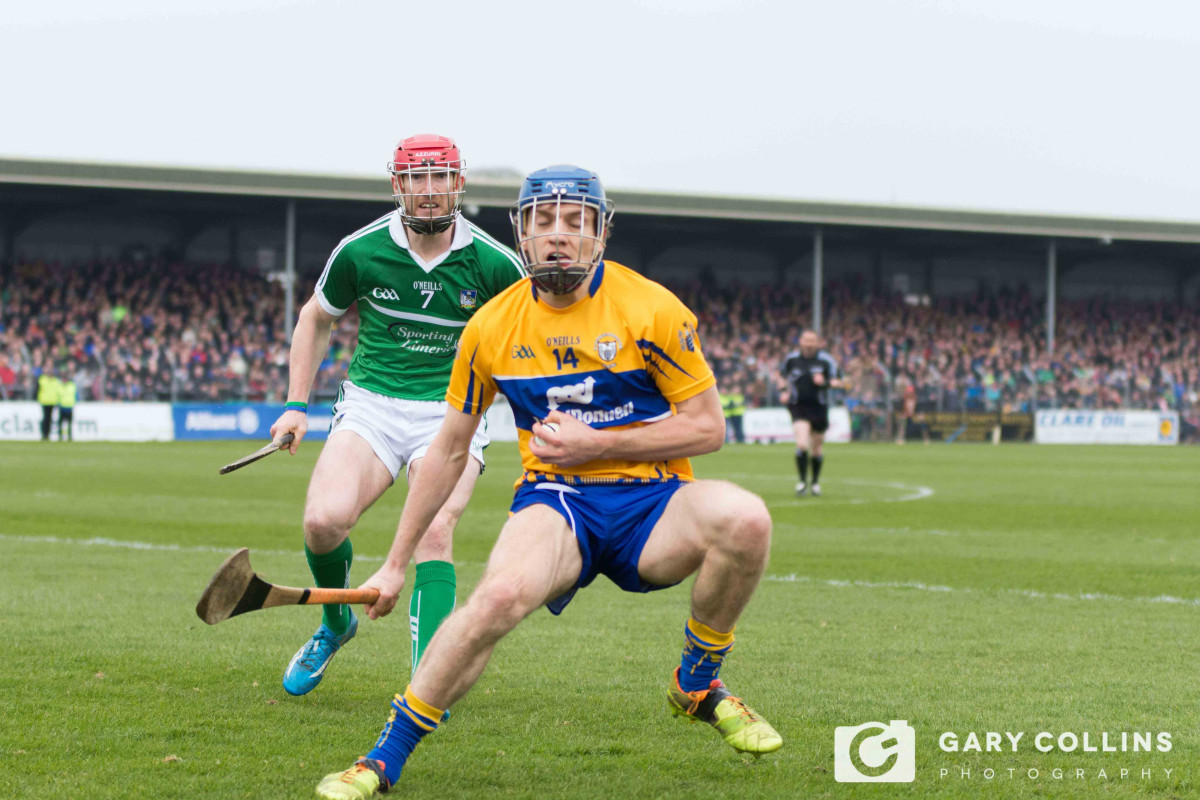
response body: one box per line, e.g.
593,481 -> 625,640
410,560 -> 456,676
305,538 -> 353,635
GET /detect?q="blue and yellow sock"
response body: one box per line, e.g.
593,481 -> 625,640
367,686 -> 444,785
679,617 -> 735,692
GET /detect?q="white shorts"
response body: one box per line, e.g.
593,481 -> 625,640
328,381 -> 488,481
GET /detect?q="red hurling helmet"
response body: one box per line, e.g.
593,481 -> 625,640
387,134 -> 466,235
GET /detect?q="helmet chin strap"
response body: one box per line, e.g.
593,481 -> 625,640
402,212 -> 456,236
530,263 -> 591,295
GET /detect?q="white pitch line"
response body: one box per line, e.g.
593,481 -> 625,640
0,533 -> 385,563
5,534 -> 1197,609
770,478 -> 936,507
764,573 -> 1200,608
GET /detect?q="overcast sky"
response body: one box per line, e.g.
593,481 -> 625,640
3,1 -> 1198,221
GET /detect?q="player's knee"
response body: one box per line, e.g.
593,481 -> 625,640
713,490 -> 771,560
469,578 -> 533,634
303,505 -> 353,549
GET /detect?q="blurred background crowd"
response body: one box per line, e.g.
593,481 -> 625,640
3,259 -> 1197,439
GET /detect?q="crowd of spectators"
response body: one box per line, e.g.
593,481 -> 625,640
0,259 -> 354,403
677,274 -> 1199,441
679,276 -> 1199,418
2,259 -> 1196,440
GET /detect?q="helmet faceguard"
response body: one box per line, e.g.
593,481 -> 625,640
387,134 -> 466,236
509,165 -> 614,295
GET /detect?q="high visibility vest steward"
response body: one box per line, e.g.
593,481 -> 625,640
37,375 -> 60,406
721,392 -> 745,418
60,380 -> 77,408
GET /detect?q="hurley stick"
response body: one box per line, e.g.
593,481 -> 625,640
219,433 -> 295,475
196,548 -> 379,625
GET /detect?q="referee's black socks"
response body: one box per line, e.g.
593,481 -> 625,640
795,450 -> 808,482
812,454 -> 824,483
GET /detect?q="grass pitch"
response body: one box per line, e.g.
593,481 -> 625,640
2,440 -> 1198,799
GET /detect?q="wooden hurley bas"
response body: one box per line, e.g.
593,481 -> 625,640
196,547 -> 379,625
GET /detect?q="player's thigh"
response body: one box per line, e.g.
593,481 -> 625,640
792,419 -> 812,449
469,504 -> 582,613
304,430 -> 393,529
811,430 -> 826,455
637,480 -> 769,586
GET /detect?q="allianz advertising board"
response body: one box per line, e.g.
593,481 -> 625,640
173,403 -> 334,441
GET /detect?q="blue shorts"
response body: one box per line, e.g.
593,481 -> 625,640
509,480 -> 688,615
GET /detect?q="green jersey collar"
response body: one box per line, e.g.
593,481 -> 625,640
388,211 -> 474,274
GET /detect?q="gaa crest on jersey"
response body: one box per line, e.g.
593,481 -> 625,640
594,333 -> 622,368
459,289 -> 478,309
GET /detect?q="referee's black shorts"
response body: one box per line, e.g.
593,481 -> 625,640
787,403 -> 829,433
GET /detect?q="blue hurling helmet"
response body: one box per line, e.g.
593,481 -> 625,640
510,165 -> 615,295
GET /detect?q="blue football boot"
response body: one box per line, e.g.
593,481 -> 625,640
282,611 -> 357,696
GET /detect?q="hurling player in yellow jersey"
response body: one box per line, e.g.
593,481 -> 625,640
316,167 -> 781,800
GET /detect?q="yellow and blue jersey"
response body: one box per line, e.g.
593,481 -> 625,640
446,261 -> 715,488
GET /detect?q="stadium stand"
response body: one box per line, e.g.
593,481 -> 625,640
2,258 -> 1196,441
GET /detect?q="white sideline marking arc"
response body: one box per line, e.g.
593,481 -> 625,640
768,478 -> 936,506
764,573 -> 1200,608
3,533 -> 1197,609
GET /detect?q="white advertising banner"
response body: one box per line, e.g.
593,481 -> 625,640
1035,409 -> 1179,445
742,407 -> 851,444
0,402 -> 175,442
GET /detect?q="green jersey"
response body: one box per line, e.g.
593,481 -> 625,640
315,212 -> 526,400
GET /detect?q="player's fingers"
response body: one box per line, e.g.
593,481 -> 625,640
373,596 -> 395,619
529,435 -> 557,458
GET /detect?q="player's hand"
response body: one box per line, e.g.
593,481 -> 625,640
270,410 -> 308,454
360,564 -> 406,620
530,411 -> 605,468
812,373 -> 826,386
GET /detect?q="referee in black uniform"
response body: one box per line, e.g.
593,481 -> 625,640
779,330 -> 844,496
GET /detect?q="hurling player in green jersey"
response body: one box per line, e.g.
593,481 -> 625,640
271,134 -> 526,698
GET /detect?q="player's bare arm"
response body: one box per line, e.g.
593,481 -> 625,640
269,296 -> 337,454
359,406 -> 481,619
531,386 -> 724,467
